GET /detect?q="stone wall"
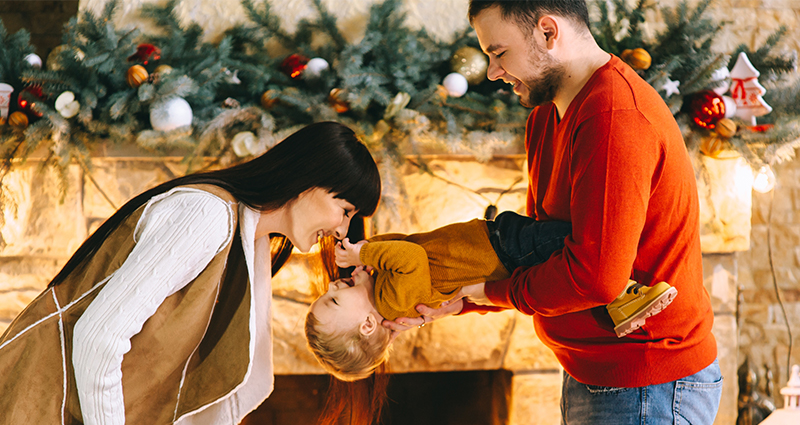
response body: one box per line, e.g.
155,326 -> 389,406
0,1 -> 79,57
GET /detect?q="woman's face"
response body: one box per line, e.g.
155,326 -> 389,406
284,187 -> 357,252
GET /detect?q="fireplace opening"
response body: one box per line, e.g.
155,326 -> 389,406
242,370 -> 513,425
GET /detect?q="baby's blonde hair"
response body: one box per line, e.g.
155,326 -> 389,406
305,310 -> 392,381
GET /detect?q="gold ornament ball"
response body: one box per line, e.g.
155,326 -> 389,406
9,111 -> 29,128
127,65 -> 149,88
260,90 -> 279,109
450,46 -> 488,85
154,64 -> 173,77
328,88 -> 350,113
46,45 -> 85,71
700,136 -> 727,158
621,48 -> 651,70
715,118 -> 737,138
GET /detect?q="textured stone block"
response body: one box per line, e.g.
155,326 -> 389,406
696,153 -> 753,253
503,311 -> 561,372
509,372 -> 562,425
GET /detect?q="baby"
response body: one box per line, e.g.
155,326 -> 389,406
305,212 -> 677,381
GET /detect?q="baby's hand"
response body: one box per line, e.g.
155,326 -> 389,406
335,238 -> 367,268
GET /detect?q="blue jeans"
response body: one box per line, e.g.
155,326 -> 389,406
486,211 -> 572,272
560,359 -> 723,424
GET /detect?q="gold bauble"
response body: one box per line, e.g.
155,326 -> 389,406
127,65 -> 149,88
154,64 -> 173,77
46,45 -> 85,72
700,136 -> 727,158
621,48 -> 651,70
260,90 -> 279,109
9,111 -> 29,128
450,46 -> 488,85
715,118 -> 737,139
328,88 -> 350,113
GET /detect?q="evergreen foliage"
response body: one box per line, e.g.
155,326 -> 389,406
1,0 -> 799,213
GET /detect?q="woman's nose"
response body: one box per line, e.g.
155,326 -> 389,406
333,217 -> 351,239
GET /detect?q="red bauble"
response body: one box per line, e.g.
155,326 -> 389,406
689,90 -> 726,129
18,85 -> 45,117
280,54 -> 309,79
128,43 -> 162,65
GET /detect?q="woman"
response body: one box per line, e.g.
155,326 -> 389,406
0,122 -> 381,425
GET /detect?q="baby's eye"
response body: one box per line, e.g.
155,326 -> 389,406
332,297 -> 339,306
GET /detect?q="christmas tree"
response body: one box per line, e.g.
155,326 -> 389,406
1,0 -> 799,226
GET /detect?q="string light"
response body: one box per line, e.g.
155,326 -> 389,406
753,165 -> 776,193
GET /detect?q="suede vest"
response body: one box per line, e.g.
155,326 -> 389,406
0,184 -> 253,424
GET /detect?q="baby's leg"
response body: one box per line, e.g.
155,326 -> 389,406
486,211 -> 571,271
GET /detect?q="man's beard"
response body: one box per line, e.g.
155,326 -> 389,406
519,48 -> 564,109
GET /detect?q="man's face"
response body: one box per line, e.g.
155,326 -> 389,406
473,6 -> 565,108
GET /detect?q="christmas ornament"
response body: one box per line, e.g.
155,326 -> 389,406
699,136 -> 726,158
688,90 -> 726,129
0,83 -> 14,119
231,131 -> 258,157
436,85 -> 449,101
55,91 -> 80,118
18,85 -> 44,117
661,79 -> 680,97
127,65 -> 149,88
8,111 -> 28,128
328,88 -> 350,113
711,66 -> 730,95
730,51 -> 772,125
384,92 -> 411,119
752,165 -> 776,193
443,72 -> 468,97
450,46 -> 488,85
305,57 -> 329,78
715,118 -> 737,138
23,53 -> 42,69
223,68 -> 241,84
46,45 -> 84,71
260,90 -> 279,109
154,64 -> 173,77
128,43 -> 161,65
150,97 -> 193,132
281,54 -> 309,79
621,48 -> 651,70
222,97 -> 240,108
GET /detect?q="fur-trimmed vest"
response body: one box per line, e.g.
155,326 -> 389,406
0,184 -> 274,424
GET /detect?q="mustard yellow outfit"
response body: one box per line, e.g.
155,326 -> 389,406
360,219 -> 510,321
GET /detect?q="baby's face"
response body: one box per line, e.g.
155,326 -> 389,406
310,267 -> 376,334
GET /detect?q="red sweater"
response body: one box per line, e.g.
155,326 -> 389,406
479,55 -> 717,387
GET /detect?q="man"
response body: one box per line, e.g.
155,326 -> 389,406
385,1 -> 721,423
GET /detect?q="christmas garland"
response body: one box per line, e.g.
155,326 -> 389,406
1,0 -> 799,205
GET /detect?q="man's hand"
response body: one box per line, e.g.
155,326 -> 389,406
381,297 -> 465,332
335,238 -> 367,268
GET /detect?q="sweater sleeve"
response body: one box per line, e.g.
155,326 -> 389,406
360,240 -> 433,320
72,189 -> 234,425
486,111 -> 662,315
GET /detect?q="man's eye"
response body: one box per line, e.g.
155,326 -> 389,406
496,51 -> 505,58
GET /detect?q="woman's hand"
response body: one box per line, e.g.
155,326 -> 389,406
381,297 -> 466,332
335,238 -> 367,268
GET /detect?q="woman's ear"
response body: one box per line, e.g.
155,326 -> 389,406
360,313 -> 379,336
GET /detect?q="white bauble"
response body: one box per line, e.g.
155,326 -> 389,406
150,97 -> 193,132
55,91 -> 80,118
305,57 -> 329,78
231,131 -> 258,157
443,72 -> 468,97
24,53 -> 42,69
722,95 -> 737,118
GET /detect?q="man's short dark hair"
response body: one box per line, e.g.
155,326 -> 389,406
468,0 -> 591,34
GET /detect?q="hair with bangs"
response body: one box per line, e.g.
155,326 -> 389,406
49,121 -> 381,286
305,310 -> 393,382
468,0 -> 591,35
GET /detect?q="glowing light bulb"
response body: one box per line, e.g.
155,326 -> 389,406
753,165 -> 776,193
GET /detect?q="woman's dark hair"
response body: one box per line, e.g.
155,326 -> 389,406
468,0 -> 591,33
49,121 -> 381,287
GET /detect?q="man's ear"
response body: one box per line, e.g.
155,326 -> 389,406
360,313 -> 379,336
538,16 -> 559,49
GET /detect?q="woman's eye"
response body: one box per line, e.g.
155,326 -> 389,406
343,209 -> 351,218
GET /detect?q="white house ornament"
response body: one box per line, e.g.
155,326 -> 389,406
55,91 -> 80,118
729,52 -> 772,125
710,66 -> 730,95
661,78 -> 680,97
150,97 -> 193,132
443,72 -> 468,97
0,83 -> 14,119
305,57 -> 329,78
23,53 -> 42,69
